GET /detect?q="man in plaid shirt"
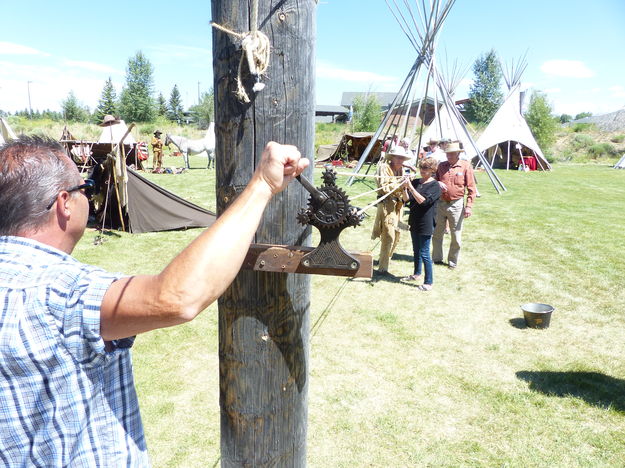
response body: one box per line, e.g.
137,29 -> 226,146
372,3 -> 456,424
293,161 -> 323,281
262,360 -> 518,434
0,135 -> 308,467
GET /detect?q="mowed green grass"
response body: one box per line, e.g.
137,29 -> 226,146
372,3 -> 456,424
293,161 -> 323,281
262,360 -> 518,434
73,159 -> 625,467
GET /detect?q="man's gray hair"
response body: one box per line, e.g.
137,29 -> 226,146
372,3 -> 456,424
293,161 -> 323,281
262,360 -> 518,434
0,135 -> 79,236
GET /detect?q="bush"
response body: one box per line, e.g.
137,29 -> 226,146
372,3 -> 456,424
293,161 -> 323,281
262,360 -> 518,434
524,91 -> 557,152
571,134 -> 594,150
610,134 -> 625,143
571,122 -> 595,132
588,143 -> 617,159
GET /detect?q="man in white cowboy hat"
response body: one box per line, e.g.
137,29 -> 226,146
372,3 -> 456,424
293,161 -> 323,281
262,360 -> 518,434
426,137 -> 446,163
371,145 -> 412,275
151,130 -> 164,170
432,140 -> 477,269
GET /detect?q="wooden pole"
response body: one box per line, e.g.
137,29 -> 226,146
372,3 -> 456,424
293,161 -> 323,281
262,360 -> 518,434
212,1 -> 315,466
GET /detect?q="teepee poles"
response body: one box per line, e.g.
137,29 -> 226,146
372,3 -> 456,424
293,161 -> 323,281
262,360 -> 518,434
347,0 -> 506,192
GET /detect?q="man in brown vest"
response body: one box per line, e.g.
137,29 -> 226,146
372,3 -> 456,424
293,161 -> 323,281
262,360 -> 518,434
151,130 -> 164,170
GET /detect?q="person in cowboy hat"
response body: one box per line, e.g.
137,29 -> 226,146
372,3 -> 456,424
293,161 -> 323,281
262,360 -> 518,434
432,140 -> 477,269
151,130 -> 164,170
426,137 -> 447,163
371,145 -> 412,276
99,114 -> 120,127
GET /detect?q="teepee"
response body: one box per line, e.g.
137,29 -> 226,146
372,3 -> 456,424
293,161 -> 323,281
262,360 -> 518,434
347,0 -> 505,193
475,57 -> 551,170
615,154 -> 625,169
420,61 -> 477,160
0,117 -> 17,145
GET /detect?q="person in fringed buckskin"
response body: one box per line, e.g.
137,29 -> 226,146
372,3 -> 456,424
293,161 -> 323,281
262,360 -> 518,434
151,130 -> 164,170
0,135 -> 308,467
371,145 -> 411,276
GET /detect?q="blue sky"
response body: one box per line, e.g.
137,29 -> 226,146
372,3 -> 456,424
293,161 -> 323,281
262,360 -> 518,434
1,0 -> 624,117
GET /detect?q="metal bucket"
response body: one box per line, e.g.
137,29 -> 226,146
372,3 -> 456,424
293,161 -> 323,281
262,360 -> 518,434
521,303 -> 554,329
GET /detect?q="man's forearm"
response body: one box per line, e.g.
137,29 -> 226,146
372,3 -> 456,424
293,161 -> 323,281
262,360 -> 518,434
157,175 -> 273,315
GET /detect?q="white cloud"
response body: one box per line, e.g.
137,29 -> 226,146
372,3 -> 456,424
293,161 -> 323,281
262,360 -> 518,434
146,44 -> 212,70
540,60 -> 595,78
609,85 -> 625,98
0,41 -> 49,56
543,88 -> 561,94
0,60 -> 118,112
63,59 -> 122,75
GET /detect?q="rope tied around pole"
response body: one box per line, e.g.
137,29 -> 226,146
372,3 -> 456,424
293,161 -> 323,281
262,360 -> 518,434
211,0 -> 270,103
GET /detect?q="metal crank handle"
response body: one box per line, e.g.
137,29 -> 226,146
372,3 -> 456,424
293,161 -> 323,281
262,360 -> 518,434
296,174 -> 328,203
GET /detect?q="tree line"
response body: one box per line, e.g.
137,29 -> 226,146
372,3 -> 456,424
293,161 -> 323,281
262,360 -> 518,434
3,51 -> 215,129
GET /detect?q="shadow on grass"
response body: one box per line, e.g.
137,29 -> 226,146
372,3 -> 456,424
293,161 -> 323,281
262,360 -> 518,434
516,370 -> 625,413
509,317 -> 527,329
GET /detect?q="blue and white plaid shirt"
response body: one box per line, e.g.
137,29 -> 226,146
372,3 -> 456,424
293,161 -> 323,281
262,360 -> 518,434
0,236 -> 150,467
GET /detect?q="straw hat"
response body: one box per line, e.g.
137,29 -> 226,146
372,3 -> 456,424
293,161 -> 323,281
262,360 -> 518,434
99,114 -> 120,127
387,145 -> 411,160
427,137 -> 439,145
444,141 -> 465,154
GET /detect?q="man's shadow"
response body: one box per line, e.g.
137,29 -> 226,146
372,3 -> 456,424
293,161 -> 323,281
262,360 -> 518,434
516,370 -> 625,413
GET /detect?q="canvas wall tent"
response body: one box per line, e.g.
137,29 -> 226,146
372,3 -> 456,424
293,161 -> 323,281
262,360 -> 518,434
61,125 -> 215,234
615,154 -> 625,169
315,132 -> 383,166
474,58 -> 551,171
124,167 -> 215,233
98,119 -> 136,144
0,117 -> 17,145
88,157 -> 216,234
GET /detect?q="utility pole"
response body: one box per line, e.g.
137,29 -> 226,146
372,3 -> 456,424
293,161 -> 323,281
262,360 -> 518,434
27,81 -> 33,118
197,81 -> 201,105
212,0 -> 315,466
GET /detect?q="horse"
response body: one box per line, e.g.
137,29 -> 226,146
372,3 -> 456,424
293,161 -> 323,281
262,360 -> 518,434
165,122 -> 215,169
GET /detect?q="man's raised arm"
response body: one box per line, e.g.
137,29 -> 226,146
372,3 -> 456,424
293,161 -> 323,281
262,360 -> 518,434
100,142 -> 309,340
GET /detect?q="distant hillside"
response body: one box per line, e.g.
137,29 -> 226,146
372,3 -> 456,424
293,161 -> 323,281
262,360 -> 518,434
569,109 -> 625,132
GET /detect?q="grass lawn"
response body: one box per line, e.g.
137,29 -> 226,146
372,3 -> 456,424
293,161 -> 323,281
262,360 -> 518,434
73,158 -> 625,467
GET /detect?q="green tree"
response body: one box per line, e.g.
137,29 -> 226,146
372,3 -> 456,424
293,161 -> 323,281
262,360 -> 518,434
93,77 -> 118,124
157,93 -> 168,117
61,91 -> 89,122
167,84 -> 184,123
351,94 -> 381,132
525,90 -> 558,152
574,111 -> 592,120
559,114 -> 572,124
118,51 -> 155,122
188,89 -> 215,129
465,49 -> 503,124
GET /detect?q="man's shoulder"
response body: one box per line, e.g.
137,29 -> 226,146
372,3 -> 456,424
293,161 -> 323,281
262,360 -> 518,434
0,236 -> 121,287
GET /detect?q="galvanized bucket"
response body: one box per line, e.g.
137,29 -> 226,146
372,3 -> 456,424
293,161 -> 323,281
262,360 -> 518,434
521,303 -> 554,329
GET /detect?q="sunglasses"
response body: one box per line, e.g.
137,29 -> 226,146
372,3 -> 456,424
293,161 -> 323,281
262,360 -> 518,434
46,179 -> 95,211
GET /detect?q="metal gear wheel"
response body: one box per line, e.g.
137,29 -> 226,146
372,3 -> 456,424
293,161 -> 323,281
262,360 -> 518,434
304,185 -> 351,229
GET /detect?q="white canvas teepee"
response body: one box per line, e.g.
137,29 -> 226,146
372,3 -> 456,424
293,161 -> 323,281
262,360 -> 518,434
476,58 -> 551,170
0,117 -> 17,145
615,154 -> 625,169
420,67 -> 476,160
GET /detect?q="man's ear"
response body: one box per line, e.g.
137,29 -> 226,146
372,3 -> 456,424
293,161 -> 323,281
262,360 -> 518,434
57,191 -> 72,218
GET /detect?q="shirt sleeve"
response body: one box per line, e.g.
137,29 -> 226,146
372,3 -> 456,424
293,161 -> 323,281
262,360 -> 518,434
61,267 -> 131,367
464,162 -> 477,208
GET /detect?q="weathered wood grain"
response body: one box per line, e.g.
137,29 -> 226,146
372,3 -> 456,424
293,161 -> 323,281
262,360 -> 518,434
212,0 -> 316,466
